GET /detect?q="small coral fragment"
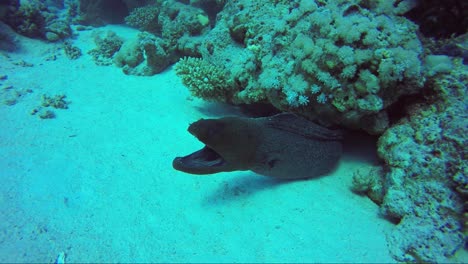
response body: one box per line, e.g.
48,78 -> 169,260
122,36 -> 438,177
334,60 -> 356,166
38,109 -> 55,119
63,41 -> 82,60
41,94 -> 69,109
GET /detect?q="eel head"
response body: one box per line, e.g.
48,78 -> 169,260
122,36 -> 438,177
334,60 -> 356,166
172,117 -> 256,175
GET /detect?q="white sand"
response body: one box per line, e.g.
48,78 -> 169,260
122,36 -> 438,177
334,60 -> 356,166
0,25 -> 396,263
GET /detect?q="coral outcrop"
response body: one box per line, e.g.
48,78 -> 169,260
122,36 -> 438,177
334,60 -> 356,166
175,0 -> 426,134
0,0 -> 71,41
114,1 -> 212,75
376,60 -> 467,262
88,31 -> 124,66
113,32 -> 175,75
76,0 -> 154,25
63,41 -> 82,60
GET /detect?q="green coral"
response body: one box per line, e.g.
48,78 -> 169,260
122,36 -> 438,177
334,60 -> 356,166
174,57 -> 235,101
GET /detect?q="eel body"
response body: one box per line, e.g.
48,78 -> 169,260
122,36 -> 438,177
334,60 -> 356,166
172,113 -> 343,179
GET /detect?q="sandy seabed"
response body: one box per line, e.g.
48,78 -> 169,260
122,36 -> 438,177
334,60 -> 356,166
0,25 -> 398,263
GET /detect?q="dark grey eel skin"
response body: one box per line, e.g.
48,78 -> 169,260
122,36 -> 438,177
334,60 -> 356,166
173,113 -> 343,179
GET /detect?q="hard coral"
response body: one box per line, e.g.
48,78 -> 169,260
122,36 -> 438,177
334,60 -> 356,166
7,0 -> 47,38
175,57 -> 235,101
89,31 -> 124,66
118,0 -> 211,75
114,32 -> 176,76
1,0 -> 71,41
124,5 -> 161,33
376,60 -> 467,262
63,41 -> 82,60
190,0 -> 425,134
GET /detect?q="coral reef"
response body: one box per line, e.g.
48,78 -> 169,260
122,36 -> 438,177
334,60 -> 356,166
122,0 -> 212,37
44,19 -> 71,42
0,0 -> 71,41
375,60 -> 467,262
63,41 -> 82,60
175,57 -> 235,101
114,32 -> 176,75
172,1 -> 468,262
113,37 -> 143,70
124,4 -> 160,33
46,0 -> 64,9
173,0 -> 426,134
88,31 -> 123,66
4,0 -> 48,38
405,0 -> 468,39
72,0 -> 216,75
76,0 -> 154,25
114,0 -> 211,75
351,165 -> 385,205
0,0 -> 463,262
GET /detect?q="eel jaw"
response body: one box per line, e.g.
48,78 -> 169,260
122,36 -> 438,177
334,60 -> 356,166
172,145 -> 227,174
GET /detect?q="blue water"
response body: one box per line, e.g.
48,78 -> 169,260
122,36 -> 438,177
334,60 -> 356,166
0,0 -> 467,263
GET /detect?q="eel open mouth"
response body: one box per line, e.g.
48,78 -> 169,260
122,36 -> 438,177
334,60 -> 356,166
172,145 -> 227,174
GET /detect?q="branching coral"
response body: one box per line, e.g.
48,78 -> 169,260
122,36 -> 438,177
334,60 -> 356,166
174,57 -> 236,101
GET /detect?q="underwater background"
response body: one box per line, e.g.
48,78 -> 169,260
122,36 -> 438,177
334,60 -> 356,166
0,0 -> 467,263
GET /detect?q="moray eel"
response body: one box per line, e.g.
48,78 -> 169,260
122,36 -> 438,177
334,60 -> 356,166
172,113 -> 343,179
